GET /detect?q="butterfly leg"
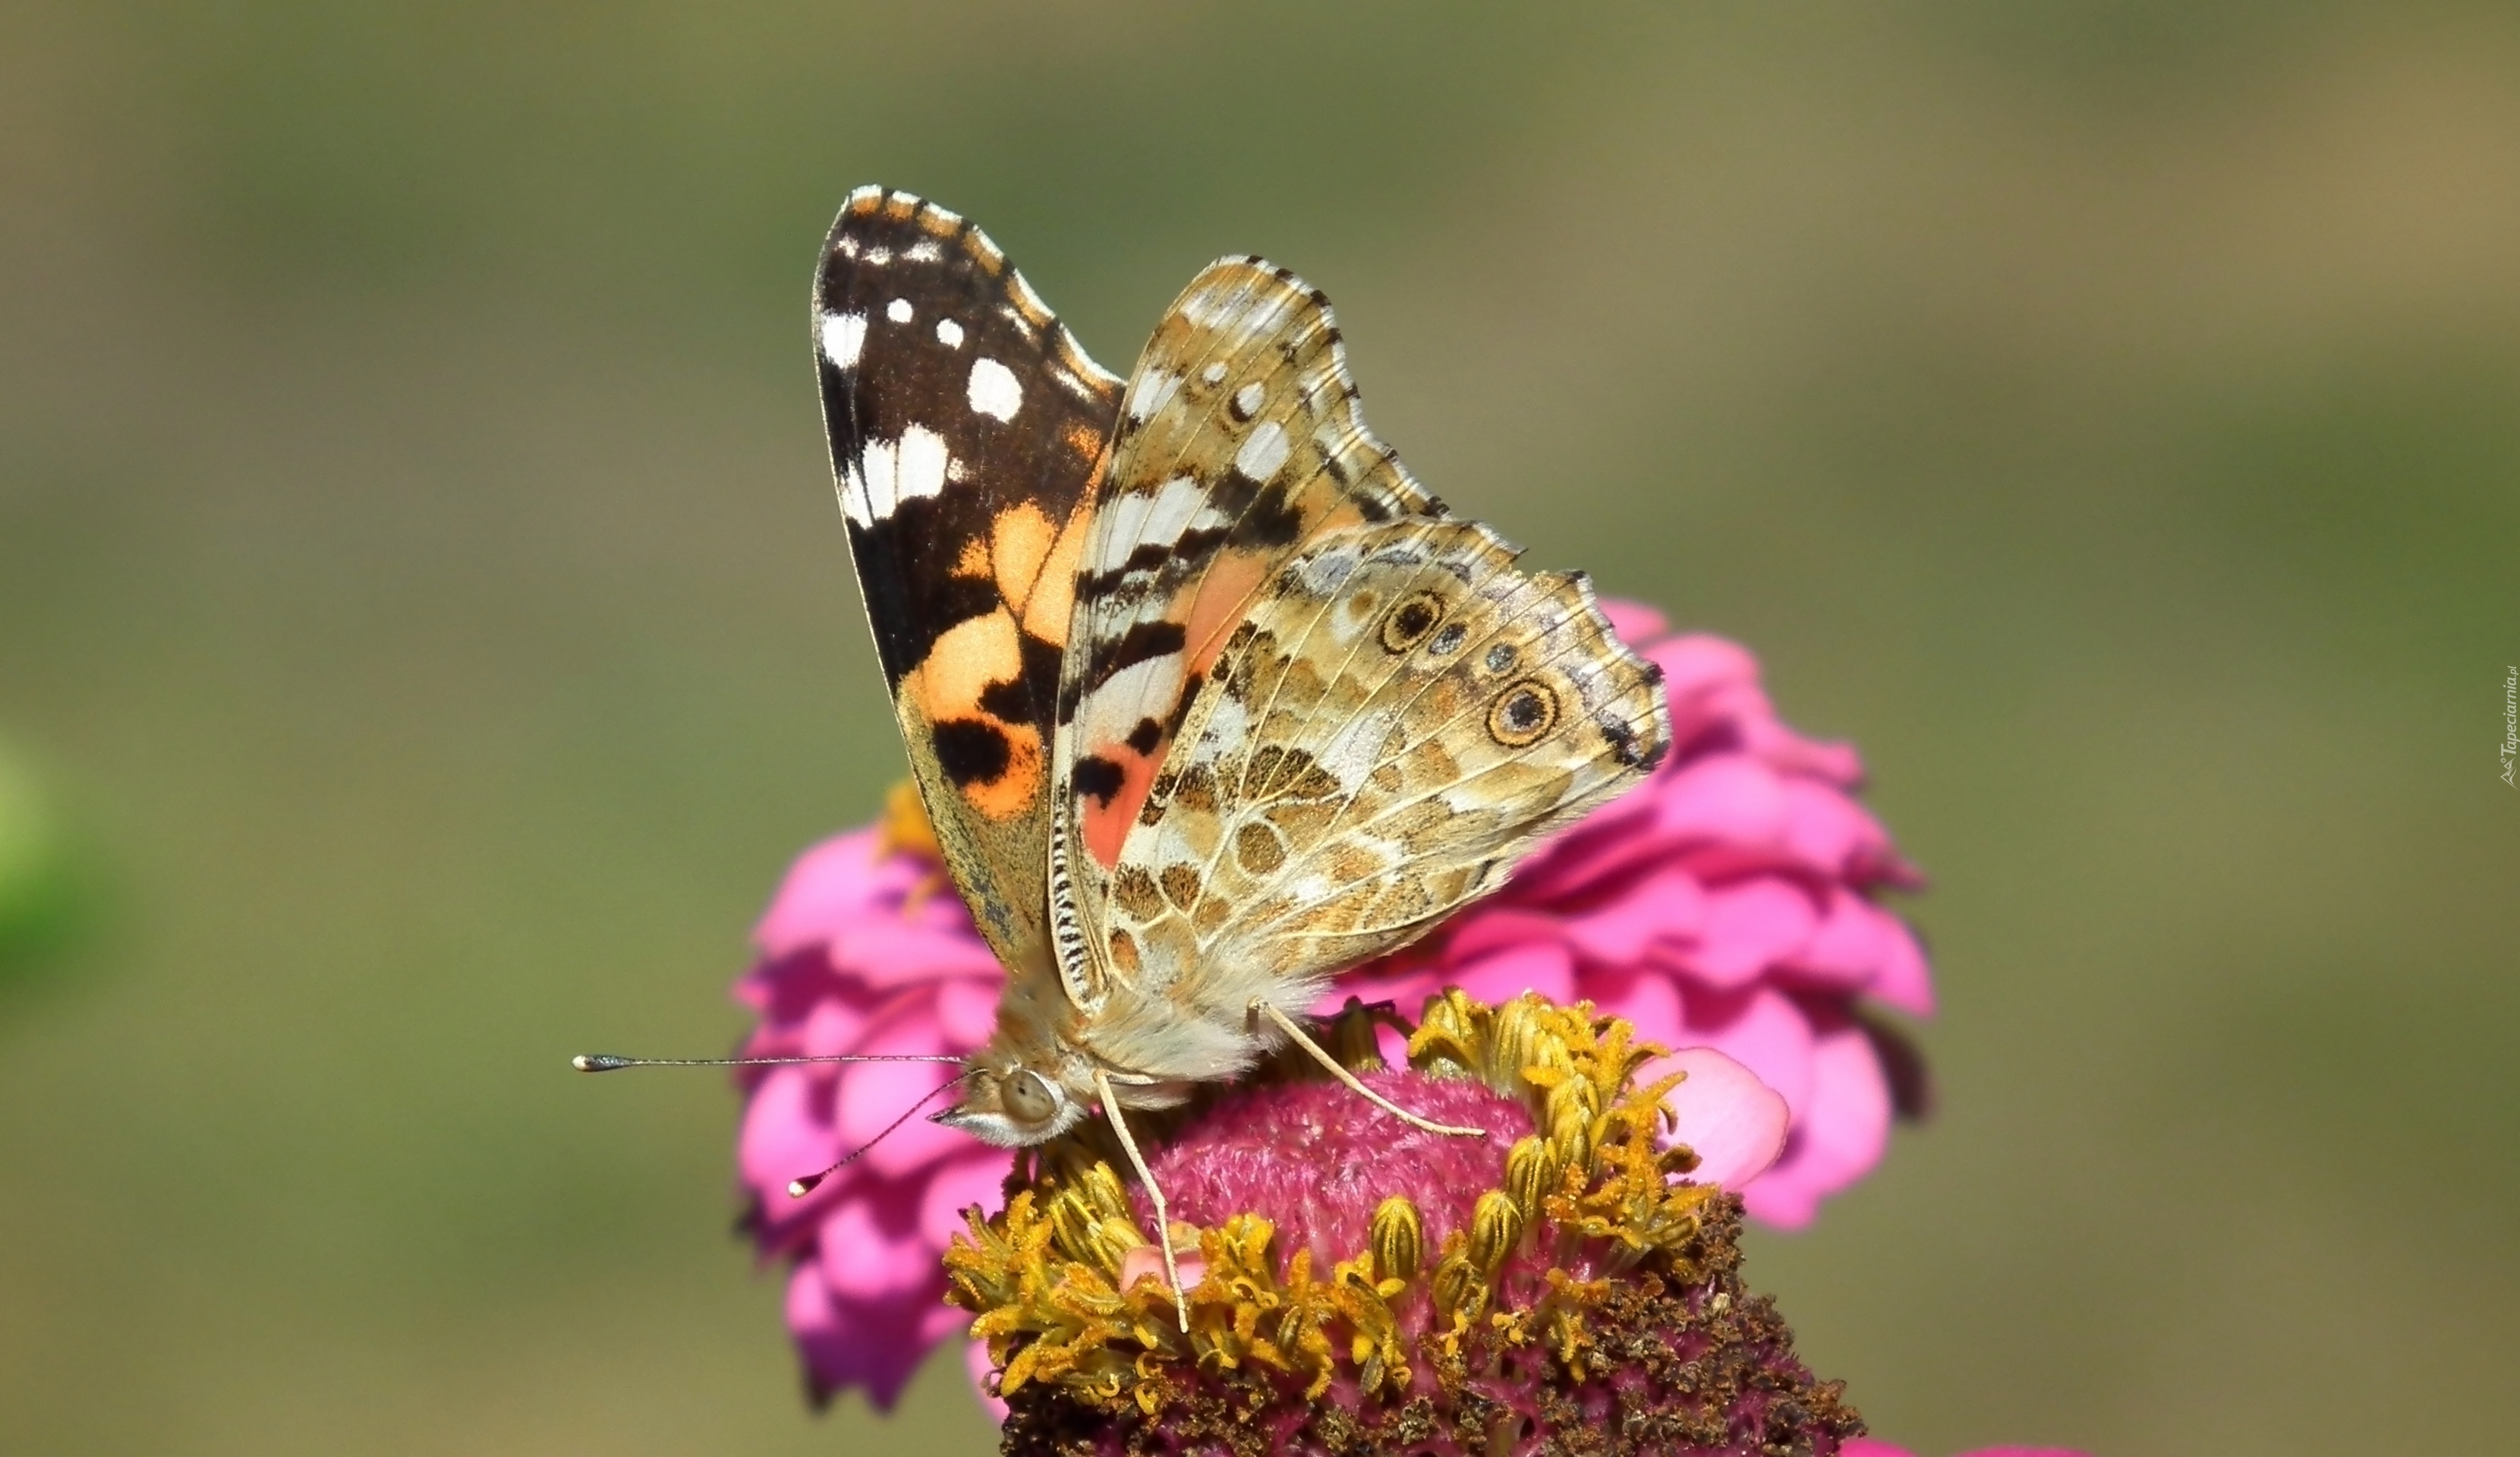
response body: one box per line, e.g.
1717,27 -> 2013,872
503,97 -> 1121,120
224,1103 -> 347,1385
1249,1000 -> 1488,1139
1095,1070 -> 1191,1332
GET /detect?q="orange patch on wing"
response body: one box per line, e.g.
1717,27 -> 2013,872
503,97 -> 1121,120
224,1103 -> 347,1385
1022,503 -> 1091,642
963,735 -> 1044,820
910,609 -> 1025,716
900,609 -> 1044,821
1082,747 -> 1159,869
956,536 -> 993,579
1184,552 -> 1270,669
989,503 -> 1057,610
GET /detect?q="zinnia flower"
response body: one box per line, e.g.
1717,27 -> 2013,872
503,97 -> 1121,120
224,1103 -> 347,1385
1339,603 -> 1933,1228
730,604 -> 1933,1408
951,992 -> 1844,1457
729,787 -> 1012,1409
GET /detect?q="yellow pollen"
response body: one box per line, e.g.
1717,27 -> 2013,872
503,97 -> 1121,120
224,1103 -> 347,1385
941,992 -> 1730,1418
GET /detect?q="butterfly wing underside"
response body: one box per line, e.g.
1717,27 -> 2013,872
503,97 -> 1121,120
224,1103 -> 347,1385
1046,259 -> 1446,1008
1079,517 -> 1672,1080
815,187 -> 1123,971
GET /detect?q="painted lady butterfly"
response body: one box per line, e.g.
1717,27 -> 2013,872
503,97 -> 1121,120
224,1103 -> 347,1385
815,187 -> 1671,1317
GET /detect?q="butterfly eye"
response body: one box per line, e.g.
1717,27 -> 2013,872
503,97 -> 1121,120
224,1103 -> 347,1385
1488,677 -> 1560,747
1381,591 -> 1447,654
1003,1069 -> 1061,1125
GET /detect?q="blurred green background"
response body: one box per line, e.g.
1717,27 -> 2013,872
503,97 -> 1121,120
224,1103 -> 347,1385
3,3 -> 2514,1453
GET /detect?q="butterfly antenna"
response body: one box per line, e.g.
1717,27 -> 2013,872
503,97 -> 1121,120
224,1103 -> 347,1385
783,1068 -> 979,1198
571,1052 -> 966,1072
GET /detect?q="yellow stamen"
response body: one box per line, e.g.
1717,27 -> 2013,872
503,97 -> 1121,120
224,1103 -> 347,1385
942,992 -> 1732,1418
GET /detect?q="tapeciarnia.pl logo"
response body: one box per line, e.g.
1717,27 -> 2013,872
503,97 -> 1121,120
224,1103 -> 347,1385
2503,665 -> 2517,788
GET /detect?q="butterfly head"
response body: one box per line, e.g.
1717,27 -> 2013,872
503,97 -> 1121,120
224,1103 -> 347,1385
933,1052 -> 1093,1147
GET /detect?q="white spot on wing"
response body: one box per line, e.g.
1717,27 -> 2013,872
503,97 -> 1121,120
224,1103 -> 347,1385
895,424 -> 951,506
1089,475 -> 1209,570
1233,382 -> 1265,418
1126,368 -> 1183,423
836,459 -> 871,528
1234,421 -> 1290,481
935,318 -> 965,348
820,311 -> 868,370
906,240 -> 942,263
846,440 -> 893,523
887,298 -> 915,324
1201,362 -> 1228,386
968,358 -> 1023,421
848,425 -> 953,525
1179,284 -> 1236,329
1079,655 -> 1187,752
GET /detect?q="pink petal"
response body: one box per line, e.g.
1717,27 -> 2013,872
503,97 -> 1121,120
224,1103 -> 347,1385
1578,964 -> 1684,1049
1791,888 -> 1899,993
1677,878 -> 1819,989
1503,814 -> 1667,901
827,921 -> 1003,986
1679,986 -> 1816,1118
1737,1024 -> 1890,1231
783,1262 -> 936,1411
1561,868 -> 1707,963
1778,778 -> 1890,878
916,1298 -> 971,1349
739,1066 -> 836,1197
1840,1438 -> 1919,1457
1652,1047 -> 1789,1188
1646,633 -> 1761,702
1738,1160 -> 1823,1229
1867,913 -> 1936,1016
1653,757 -> 1791,850
1745,716 -> 1866,783
1449,939 -> 1578,1007
815,1197 -> 935,1302
917,1152 -> 1012,1251
833,1058 -> 969,1176
798,994 -> 873,1057
754,831 -> 890,957
1441,907 -> 1572,962
1789,1022 -> 1894,1191
1598,598 -> 1669,645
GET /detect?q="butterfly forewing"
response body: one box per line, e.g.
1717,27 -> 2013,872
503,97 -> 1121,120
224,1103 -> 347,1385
1047,260 -> 1447,1001
815,187 -> 1123,971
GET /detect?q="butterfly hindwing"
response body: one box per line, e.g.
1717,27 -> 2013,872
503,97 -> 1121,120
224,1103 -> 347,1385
816,187 -> 1123,970
1046,260 -> 1446,1004
1079,516 -> 1671,1080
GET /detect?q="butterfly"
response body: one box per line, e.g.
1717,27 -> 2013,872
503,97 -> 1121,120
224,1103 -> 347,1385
814,186 -> 1671,1319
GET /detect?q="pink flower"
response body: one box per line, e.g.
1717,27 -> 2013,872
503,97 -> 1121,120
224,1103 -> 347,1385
732,601 -> 1933,1408
1334,601 -> 1933,1228
955,992 -> 1846,1457
730,806 -> 1012,1410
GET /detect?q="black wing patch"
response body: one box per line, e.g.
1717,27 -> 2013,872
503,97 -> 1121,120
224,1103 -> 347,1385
815,186 -> 1123,968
